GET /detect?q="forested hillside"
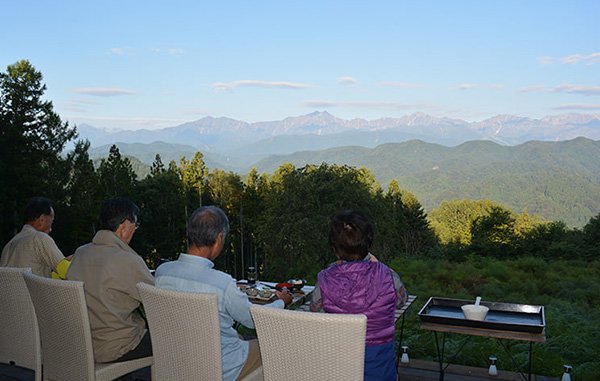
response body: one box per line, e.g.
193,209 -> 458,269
253,138 -> 600,226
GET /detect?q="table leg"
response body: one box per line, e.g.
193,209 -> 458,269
433,331 -> 445,381
396,313 -> 406,370
496,339 -> 531,381
528,341 -> 532,381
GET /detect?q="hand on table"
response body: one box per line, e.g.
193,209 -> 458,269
276,289 -> 293,307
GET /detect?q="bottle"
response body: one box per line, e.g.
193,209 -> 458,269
488,356 -> 498,376
400,346 -> 409,364
561,365 -> 572,381
247,266 -> 257,285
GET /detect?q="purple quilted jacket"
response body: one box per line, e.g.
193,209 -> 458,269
318,261 -> 397,345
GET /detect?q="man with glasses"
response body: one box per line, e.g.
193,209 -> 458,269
67,197 -> 154,363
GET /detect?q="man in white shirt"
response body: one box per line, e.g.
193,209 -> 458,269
155,205 -> 292,381
1,197 -> 65,277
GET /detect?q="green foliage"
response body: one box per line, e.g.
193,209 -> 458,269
428,199 -> 502,245
255,138 -> 600,227
97,145 -> 137,198
583,213 -> 600,246
57,140 -> 100,254
0,60 -> 77,244
133,163 -> 187,267
257,163 -> 381,279
470,205 -> 518,257
389,257 -> 600,378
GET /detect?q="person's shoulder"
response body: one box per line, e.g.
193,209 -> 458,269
212,268 -> 234,282
154,258 -> 186,277
30,228 -> 55,243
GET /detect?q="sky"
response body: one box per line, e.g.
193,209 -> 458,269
2,1 -> 599,130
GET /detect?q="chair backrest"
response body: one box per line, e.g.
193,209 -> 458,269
137,282 -> 222,381
23,272 -> 97,381
250,306 -> 367,381
0,267 -> 42,381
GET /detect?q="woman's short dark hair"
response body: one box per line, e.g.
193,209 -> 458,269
329,209 -> 374,261
99,197 -> 140,232
187,205 -> 230,248
25,197 -> 53,222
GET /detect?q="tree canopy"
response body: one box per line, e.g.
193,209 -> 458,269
0,60 -> 77,242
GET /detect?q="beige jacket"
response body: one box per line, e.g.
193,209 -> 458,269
67,230 -> 154,363
0,224 -> 64,277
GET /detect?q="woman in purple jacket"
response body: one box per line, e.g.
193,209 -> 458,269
310,210 -> 408,381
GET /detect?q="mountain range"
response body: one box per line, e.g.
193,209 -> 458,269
79,111 -> 600,169
81,112 -> 600,227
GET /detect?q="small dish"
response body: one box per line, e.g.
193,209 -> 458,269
287,279 -> 306,291
276,282 -> 293,291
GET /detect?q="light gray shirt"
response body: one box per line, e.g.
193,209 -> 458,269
155,254 -> 283,381
1,224 -> 64,277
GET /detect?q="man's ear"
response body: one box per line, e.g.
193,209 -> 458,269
114,221 -> 128,242
210,232 -> 225,260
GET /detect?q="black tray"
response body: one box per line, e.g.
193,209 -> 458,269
418,297 -> 545,334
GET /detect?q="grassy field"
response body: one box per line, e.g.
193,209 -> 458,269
388,256 -> 600,379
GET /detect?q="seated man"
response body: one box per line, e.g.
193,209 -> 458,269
1,197 -> 66,277
67,197 -> 154,363
155,205 -> 292,381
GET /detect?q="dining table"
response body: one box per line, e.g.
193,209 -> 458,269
237,280 -> 315,309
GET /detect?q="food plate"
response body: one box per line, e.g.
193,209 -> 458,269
237,283 -> 277,304
246,293 -> 277,304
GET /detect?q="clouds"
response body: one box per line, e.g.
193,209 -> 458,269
552,104 -> 600,111
153,48 -> 184,55
380,81 -> 422,89
302,100 -> 432,111
65,115 -> 186,130
562,52 -> 600,65
517,84 -> 600,96
457,83 -> 478,90
212,80 -> 311,91
337,76 -> 358,86
552,84 -> 600,96
74,87 -> 136,97
517,85 -> 547,93
538,52 -> 600,65
109,47 -> 134,56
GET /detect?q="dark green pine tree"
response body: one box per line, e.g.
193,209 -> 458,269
133,155 -> 187,267
0,60 -> 77,245
56,140 -> 100,253
97,144 -> 138,199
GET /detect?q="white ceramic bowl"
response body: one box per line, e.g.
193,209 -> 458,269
461,304 -> 489,320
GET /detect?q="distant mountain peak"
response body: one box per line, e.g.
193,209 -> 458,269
541,113 -> 600,125
76,111 -> 600,155
479,115 -> 532,125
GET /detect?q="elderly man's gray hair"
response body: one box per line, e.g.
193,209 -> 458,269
187,205 -> 230,248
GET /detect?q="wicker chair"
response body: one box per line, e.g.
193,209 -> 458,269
23,272 -> 153,381
0,268 -> 42,381
250,305 -> 367,381
136,282 -> 263,381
